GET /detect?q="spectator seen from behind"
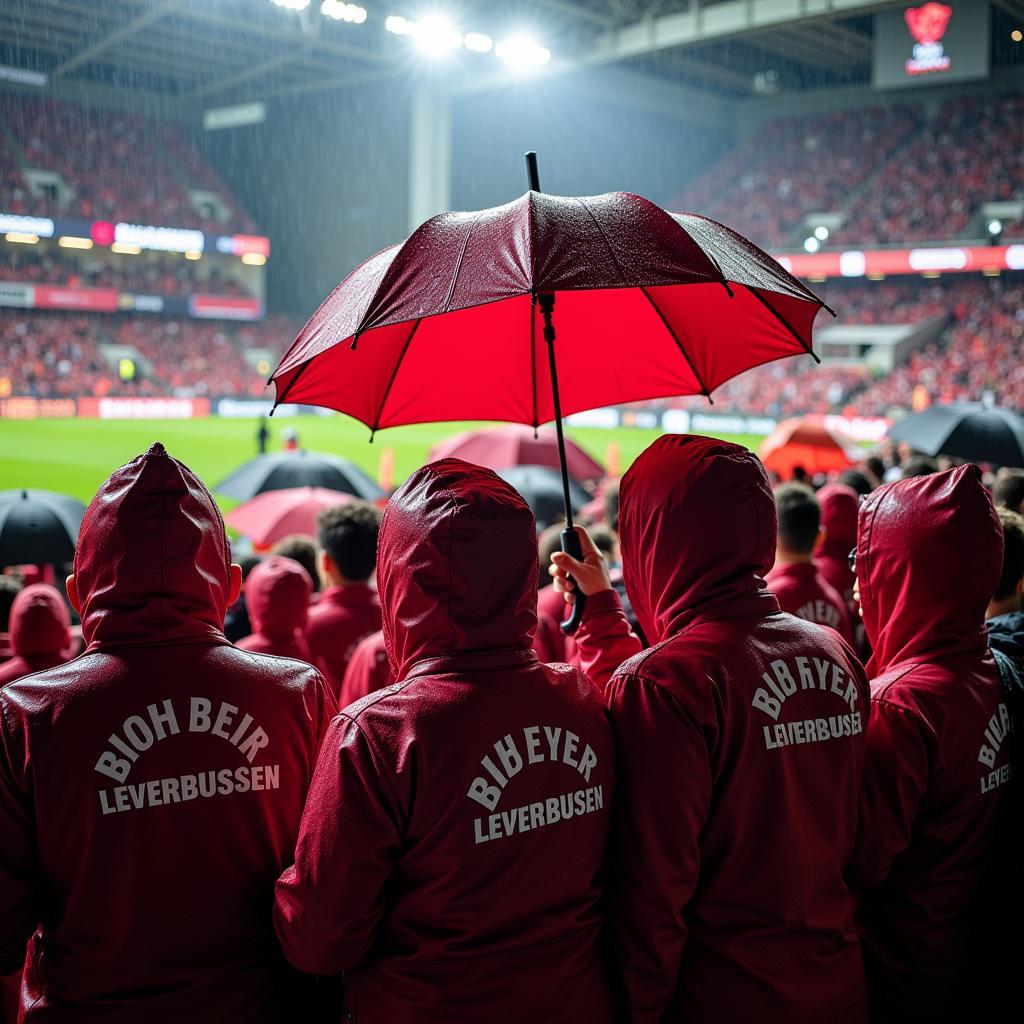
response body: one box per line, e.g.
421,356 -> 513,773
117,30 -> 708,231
849,466 -> 1011,1022
0,584 -> 72,686
274,460 -> 614,1023
306,502 -> 382,702
551,435 -> 869,1024
767,482 -> 853,643
0,443 -> 337,1022
987,507 -> 1024,705
236,556 -> 313,661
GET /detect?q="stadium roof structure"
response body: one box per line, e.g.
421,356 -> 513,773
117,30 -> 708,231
2,0 -> 1022,109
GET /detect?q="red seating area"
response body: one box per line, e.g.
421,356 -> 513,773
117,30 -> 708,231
0,246 -> 252,296
679,94 -> 1024,249
0,313 -> 295,399
834,94 -> 1024,245
679,106 -> 921,249
671,276 -> 1023,417
0,95 -> 257,234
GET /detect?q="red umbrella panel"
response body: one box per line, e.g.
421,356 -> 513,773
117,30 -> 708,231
270,191 -> 829,432
270,187 -> 830,633
225,487 -> 355,549
429,424 -> 604,481
759,418 -> 863,479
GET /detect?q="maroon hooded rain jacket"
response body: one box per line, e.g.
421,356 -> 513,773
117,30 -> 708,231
0,586 -> 72,687
274,459 -> 614,1024
236,555 -> 313,662
849,465 -> 1011,1022
576,435 -> 869,1024
0,444 -> 335,1023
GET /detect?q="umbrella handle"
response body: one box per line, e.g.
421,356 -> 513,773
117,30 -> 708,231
559,528 -> 586,636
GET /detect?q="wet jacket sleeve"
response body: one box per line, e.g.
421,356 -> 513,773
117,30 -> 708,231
274,714 -> 402,975
0,698 -> 41,975
606,672 -> 712,1024
574,589 -> 643,693
848,696 -> 932,890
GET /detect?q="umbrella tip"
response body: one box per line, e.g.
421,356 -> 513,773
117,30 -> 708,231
21,489 -> 28,499
147,442 -> 167,457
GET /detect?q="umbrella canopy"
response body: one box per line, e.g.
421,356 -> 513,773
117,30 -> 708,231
429,424 -> 604,481
887,404 -> 1024,468
0,489 -> 86,567
225,487 -> 356,548
271,190 -> 826,430
496,466 -> 591,532
760,418 -> 862,478
215,450 -> 384,502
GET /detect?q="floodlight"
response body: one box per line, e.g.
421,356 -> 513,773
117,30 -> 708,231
413,13 -> 463,55
496,35 -> 551,69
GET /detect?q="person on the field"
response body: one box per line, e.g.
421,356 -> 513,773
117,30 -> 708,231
0,444 -> 336,1023
305,502 -> 382,699
236,555 -> 313,661
767,482 -> 853,643
0,584 -> 72,686
275,460 -> 614,1024
849,466 -> 1011,1023
550,435 -> 868,1024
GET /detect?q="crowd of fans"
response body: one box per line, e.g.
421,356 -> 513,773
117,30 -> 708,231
0,245 -> 253,296
0,94 -> 257,234
1,434 -> 1021,1022
681,106 -> 922,248
2,275 -> 1020,412
0,312 -> 293,399
681,92 -> 1024,249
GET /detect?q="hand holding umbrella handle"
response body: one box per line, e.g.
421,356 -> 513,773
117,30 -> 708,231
560,528 -> 586,635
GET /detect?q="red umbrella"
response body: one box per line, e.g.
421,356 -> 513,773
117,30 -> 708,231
271,155 -> 829,630
759,418 -> 862,479
429,424 -> 604,481
225,487 -> 355,548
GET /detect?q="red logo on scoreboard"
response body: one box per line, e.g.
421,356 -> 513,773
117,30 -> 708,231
904,3 -> 953,75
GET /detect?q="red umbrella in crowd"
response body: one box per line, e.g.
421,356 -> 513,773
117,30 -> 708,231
429,424 -> 604,481
225,487 -> 355,548
760,418 -> 862,478
270,154 -> 831,630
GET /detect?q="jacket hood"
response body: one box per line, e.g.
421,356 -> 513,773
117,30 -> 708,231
74,443 -> 233,650
857,464 -> 1003,673
9,584 -> 71,656
377,458 -> 538,679
618,434 -> 779,644
817,483 -> 860,560
244,556 -> 311,640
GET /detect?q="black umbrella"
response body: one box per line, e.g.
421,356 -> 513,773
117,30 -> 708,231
215,450 -> 385,502
888,404 -> 1024,468
0,489 -> 87,567
496,465 -> 591,532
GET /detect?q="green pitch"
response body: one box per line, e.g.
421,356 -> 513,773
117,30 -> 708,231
0,417 -> 763,509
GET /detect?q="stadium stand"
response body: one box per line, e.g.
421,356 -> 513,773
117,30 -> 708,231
833,93 -> 1024,245
680,106 -> 922,249
0,94 -> 257,234
680,93 -> 1024,249
0,312 -> 293,399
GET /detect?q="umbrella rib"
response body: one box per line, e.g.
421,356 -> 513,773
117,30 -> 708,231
370,319 -> 421,438
442,211 -> 484,313
744,286 -> 822,364
640,286 -> 713,402
271,358 -> 312,412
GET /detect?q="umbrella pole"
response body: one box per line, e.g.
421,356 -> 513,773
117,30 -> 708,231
539,292 -> 586,635
526,151 -> 585,634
